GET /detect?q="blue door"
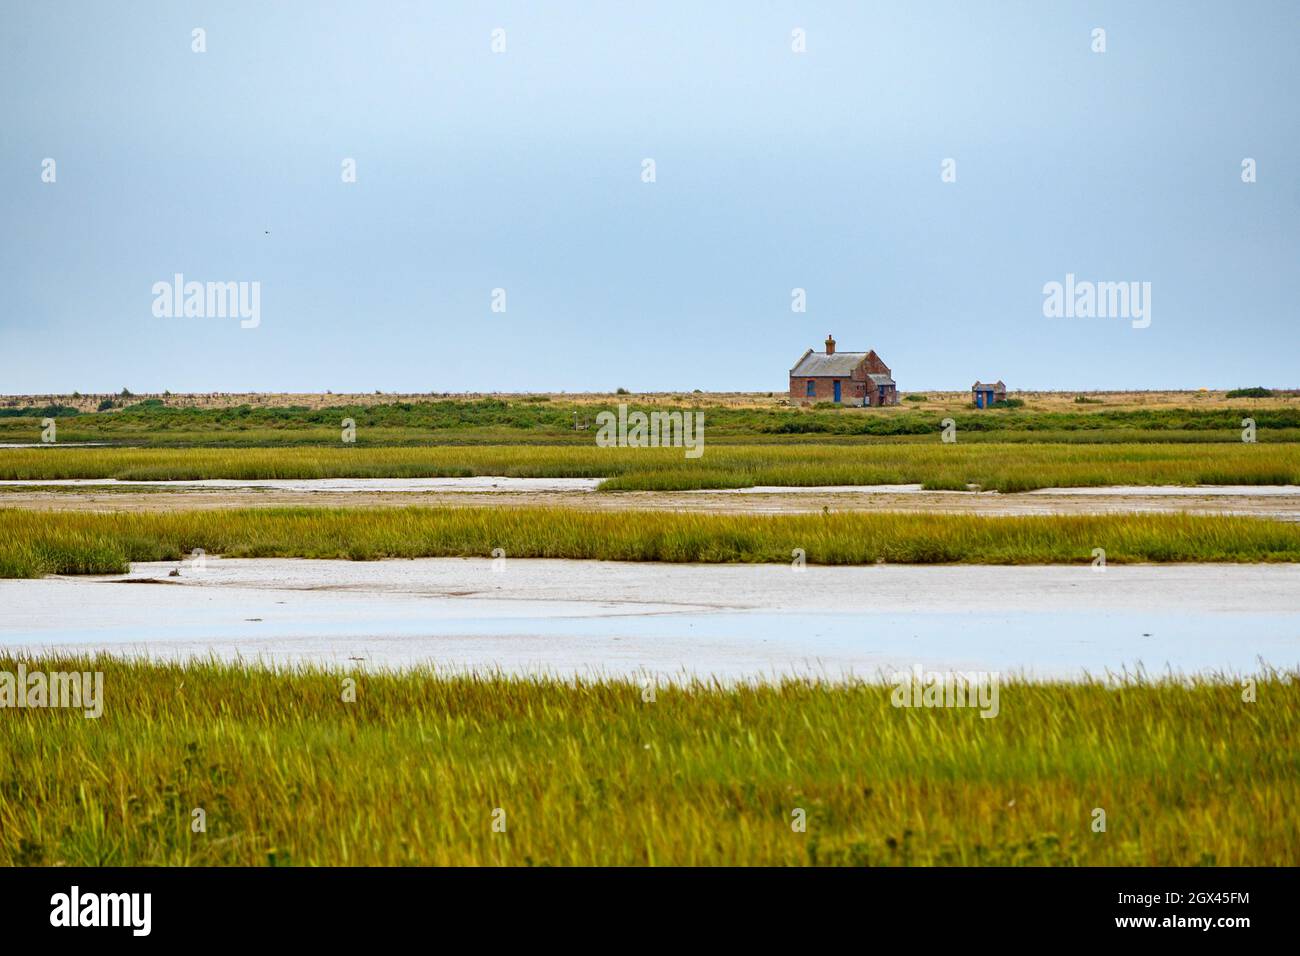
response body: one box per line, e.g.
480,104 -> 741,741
976,390 -> 985,408
833,381 -> 841,403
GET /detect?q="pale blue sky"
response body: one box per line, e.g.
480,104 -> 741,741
2,1 -> 1296,393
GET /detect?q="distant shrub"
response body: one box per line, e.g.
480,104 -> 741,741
0,404 -> 80,418
520,395 -> 551,402
615,387 -> 630,395
1074,395 -> 1102,404
903,394 -> 927,402
1226,387 -> 1273,399
768,417 -> 831,432
989,398 -> 1025,409
121,399 -> 166,412
97,399 -> 117,412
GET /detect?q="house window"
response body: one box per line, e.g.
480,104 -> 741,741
805,380 -> 815,397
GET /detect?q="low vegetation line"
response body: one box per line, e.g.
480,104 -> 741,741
1,442 -> 1297,492
1,657 -> 1294,866
1,507 -> 1298,577
4,395 -> 1299,443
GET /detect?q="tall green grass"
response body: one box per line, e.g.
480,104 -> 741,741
1,657 -> 1294,865
1,442 -> 1298,491
1,507 -> 1298,577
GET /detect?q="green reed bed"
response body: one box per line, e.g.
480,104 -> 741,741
1,507 -> 1298,577
0,442 -> 1297,491
0,657 -> 1294,866
6,425 -> 1300,448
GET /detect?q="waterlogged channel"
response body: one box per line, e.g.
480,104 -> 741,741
3,475 -> 1300,498
0,476 -> 604,492
1,559 -> 1296,681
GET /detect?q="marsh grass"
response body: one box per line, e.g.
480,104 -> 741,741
0,657 -> 1294,866
1,442 -> 1297,491
1,506 -> 1298,577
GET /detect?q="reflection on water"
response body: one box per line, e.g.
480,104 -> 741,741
2,578 -> 1295,681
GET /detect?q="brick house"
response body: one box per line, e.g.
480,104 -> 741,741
789,334 -> 898,406
971,380 -> 1007,408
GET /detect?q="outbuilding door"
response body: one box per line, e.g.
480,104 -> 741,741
833,381 -> 841,403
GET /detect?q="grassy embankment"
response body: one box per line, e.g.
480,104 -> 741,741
2,442 -> 1298,492
2,507 -> 1298,577
3,397 -> 1299,446
1,658 -> 1294,866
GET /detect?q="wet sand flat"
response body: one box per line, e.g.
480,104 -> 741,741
0,476 -> 602,492
2,558 -> 1296,681
3,484 -> 1300,520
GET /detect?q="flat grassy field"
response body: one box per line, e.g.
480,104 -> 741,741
2,442 -> 1298,491
2,506 -> 1298,577
3,394 -> 1299,446
1,658 -> 1293,866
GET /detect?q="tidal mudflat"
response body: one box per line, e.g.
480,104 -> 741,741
710,483 -> 1300,496
2,558 -> 1295,680
5,481 -> 1300,521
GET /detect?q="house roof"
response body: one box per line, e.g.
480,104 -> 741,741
972,380 -> 1006,389
867,373 -> 895,386
791,350 -> 874,377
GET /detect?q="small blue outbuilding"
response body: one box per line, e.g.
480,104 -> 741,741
972,380 -> 1007,409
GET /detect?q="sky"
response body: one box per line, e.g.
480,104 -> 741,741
1,1 -> 1297,393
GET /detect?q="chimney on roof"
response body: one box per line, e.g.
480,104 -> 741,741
824,334 -> 835,355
